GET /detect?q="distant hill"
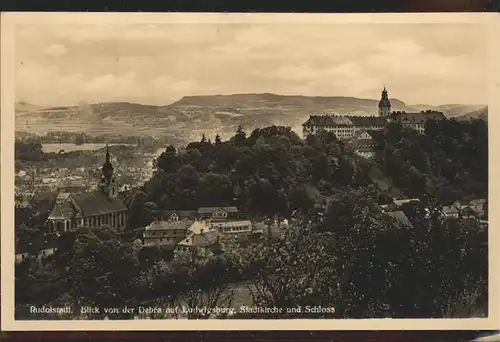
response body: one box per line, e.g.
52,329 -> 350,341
456,107 -> 488,121
15,101 -> 46,113
15,94 -> 488,145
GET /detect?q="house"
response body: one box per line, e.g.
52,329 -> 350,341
142,219 -> 194,247
352,131 -> 379,159
197,206 -> 239,220
393,198 -> 421,207
391,110 -> 446,134
15,233 -> 59,265
442,205 -> 460,218
460,206 -> 478,220
385,210 -> 413,229
160,210 -> 198,221
208,220 -> 253,234
469,199 -> 486,217
176,229 -> 220,256
381,198 -> 421,212
29,191 -> 58,217
46,146 -> 128,233
302,114 -> 386,140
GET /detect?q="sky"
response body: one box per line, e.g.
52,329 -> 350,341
14,22 -> 489,106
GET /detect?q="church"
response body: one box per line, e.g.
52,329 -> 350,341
302,87 -> 447,138
46,146 -> 128,233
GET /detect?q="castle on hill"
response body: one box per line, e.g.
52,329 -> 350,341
302,87 -> 447,139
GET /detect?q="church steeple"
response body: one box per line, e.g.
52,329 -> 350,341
378,86 -> 391,117
99,144 -> 117,199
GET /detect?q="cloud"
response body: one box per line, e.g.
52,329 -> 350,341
365,38 -> 484,82
43,44 -> 67,57
14,23 -> 489,106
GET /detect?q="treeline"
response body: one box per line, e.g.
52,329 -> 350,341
371,119 -> 487,203
15,141 -> 138,171
16,131 -> 177,147
130,119 -> 487,228
137,125 -> 373,221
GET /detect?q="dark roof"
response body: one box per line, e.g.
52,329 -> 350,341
302,115 -> 353,127
303,115 -> 386,128
386,210 -> 413,228
162,210 -> 198,218
16,233 -> 59,254
48,201 -> 76,220
349,116 -> 386,127
461,206 -> 478,216
178,230 -> 219,247
30,191 -> 58,204
145,220 -> 193,231
70,190 -> 127,217
197,206 -> 239,214
395,111 -> 446,124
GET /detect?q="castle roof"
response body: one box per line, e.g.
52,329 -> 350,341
395,111 -> 446,124
303,115 -> 385,127
349,116 -> 386,127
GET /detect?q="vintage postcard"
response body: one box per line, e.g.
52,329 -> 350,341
1,12 -> 499,331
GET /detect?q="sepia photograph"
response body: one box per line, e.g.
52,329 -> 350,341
1,13 -> 498,330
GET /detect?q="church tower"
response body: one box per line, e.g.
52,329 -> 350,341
99,144 -> 117,199
378,86 -> 391,118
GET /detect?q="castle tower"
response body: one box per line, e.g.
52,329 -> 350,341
99,144 -> 117,199
378,86 -> 391,117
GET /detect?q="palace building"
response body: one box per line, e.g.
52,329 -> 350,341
46,145 -> 128,233
302,87 -> 447,139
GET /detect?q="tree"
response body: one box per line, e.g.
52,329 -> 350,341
156,145 -> 179,173
237,217 -> 336,318
67,227 -> 139,319
234,125 -> 246,146
215,134 -> 222,145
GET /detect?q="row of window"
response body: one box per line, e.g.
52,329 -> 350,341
85,212 -> 126,228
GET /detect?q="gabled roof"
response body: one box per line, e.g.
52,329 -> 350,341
70,190 -> 127,217
395,111 -> 446,124
393,198 -> 420,206
145,220 -> 193,231
461,206 -> 478,216
48,201 -> 76,220
178,230 -> 219,247
197,206 -> 239,214
188,221 -> 212,235
386,210 -> 413,228
30,191 -> 58,204
302,115 -> 353,127
349,116 -> 386,127
162,210 -> 198,218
